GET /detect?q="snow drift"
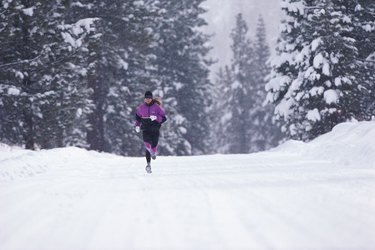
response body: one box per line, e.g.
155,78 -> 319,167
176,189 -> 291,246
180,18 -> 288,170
274,121 -> 375,168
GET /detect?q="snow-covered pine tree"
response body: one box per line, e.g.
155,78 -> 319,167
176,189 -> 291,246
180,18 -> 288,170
226,13 -> 255,153
267,0 -> 367,141
213,14 -> 283,154
152,0 -> 212,155
251,15 -> 283,151
266,0 -> 307,140
353,0 -> 375,119
0,0 -> 93,149
0,1 -> 23,145
72,0 -> 158,153
101,0 -> 159,155
121,0 -> 191,156
211,66 -> 234,153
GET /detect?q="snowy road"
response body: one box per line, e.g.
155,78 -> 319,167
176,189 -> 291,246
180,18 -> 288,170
1,122 -> 375,250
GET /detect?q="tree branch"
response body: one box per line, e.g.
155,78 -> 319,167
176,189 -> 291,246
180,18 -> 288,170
0,49 -> 45,69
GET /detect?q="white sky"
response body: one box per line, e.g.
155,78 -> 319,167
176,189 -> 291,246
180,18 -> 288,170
202,0 -> 282,79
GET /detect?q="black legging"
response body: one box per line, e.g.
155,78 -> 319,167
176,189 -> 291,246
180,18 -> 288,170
143,129 -> 160,163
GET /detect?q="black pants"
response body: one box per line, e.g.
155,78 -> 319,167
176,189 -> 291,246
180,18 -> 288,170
143,129 -> 160,163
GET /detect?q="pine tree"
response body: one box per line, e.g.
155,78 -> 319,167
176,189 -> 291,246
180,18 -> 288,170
211,66 -> 234,153
213,14 -> 283,154
251,15 -> 282,151
70,0 -> 157,153
353,0 -> 375,119
226,13 -> 255,153
1,0 -> 214,155
104,1 -> 160,156
267,0 -> 369,141
266,0 -> 307,140
0,0 -> 92,149
152,0 -> 212,155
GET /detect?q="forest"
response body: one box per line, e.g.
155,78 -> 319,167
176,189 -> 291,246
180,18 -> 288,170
0,0 -> 374,156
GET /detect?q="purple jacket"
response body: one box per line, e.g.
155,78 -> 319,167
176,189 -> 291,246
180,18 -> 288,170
135,101 -> 167,131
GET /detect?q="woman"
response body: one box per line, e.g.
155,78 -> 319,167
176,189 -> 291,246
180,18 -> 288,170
134,91 -> 167,173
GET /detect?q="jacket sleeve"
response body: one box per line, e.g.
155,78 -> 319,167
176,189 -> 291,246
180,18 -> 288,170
135,107 -> 142,127
157,106 -> 167,124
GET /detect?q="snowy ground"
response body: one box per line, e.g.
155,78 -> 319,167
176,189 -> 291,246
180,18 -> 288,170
1,122 -> 375,250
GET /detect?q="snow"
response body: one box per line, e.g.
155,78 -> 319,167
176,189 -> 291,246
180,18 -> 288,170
309,86 -> 324,96
306,108 -> 321,121
313,53 -> 331,76
7,87 -> 21,96
231,80 -> 241,89
1,121 -> 375,250
280,1 -> 305,15
313,53 -> 324,69
75,18 -> 97,33
342,15 -> 352,24
311,37 -> 322,52
15,71 -> 24,79
364,24 -> 373,32
3,0 -> 12,9
334,77 -> 342,86
322,61 -> 330,76
266,75 -> 291,91
117,58 -> 129,70
324,89 -> 339,104
274,97 -> 295,118
22,7 -> 34,16
355,4 -> 363,12
61,32 -> 76,47
367,52 -> 375,61
133,0 -> 145,6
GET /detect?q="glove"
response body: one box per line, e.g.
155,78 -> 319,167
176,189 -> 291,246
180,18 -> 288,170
150,115 -> 157,121
135,126 -> 140,133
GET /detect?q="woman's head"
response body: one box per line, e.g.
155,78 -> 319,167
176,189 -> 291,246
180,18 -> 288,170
144,91 -> 153,104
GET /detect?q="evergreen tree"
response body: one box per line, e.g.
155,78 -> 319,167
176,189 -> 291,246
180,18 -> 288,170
226,13 -> 255,153
267,0 -> 371,141
266,0 -> 307,140
211,66 -> 233,153
354,0 -> 375,119
71,0 -> 157,153
153,0 -> 212,155
1,0 -> 214,156
213,14 -> 282,154
0,0 -> 92,149
251,15 -> 283,151
103,1 -> 159,156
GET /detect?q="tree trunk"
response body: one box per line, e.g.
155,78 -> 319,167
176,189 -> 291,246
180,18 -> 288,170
86,37 -> 105,151
23,105 -> 35,150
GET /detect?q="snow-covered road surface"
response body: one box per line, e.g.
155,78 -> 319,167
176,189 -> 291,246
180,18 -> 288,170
1,122 -> 375,250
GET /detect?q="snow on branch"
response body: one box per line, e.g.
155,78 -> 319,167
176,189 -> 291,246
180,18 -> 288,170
0,48 -> 46,69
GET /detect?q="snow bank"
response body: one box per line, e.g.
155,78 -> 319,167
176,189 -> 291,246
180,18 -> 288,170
306,121 -> 375,167
274,121 -> 375,168
0,146 -> 123,182
1,121 -> 373,182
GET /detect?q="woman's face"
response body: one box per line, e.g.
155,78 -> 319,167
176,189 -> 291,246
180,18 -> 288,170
144,98 -> 152,104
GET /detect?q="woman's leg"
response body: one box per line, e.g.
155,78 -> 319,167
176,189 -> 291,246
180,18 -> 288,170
142,130 -> 152,163
150,130 -> 160,156
145,150 -> 151,163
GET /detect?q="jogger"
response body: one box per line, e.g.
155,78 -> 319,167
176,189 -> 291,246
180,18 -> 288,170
134,91 -> 167,172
